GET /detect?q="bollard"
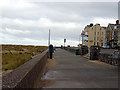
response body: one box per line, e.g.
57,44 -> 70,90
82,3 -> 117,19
75,49 -> 80,55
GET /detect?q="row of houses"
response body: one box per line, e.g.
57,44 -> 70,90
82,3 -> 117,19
81,20 -> 120,48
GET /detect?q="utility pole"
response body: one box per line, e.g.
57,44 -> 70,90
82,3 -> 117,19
48,29 -> 50,46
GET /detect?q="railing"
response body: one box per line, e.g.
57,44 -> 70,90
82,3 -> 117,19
2,49 -> 49,89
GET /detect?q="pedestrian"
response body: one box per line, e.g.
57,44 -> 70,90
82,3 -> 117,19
49,44 -> 54,59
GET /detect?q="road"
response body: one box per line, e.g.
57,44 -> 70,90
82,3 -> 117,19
41,48 -> 118,88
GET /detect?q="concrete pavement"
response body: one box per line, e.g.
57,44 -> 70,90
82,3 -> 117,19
41,48 -> 118,88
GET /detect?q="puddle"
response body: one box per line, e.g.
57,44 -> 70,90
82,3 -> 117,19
36,58 -> 57,88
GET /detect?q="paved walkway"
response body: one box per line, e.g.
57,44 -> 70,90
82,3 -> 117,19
41,48 -> 118,88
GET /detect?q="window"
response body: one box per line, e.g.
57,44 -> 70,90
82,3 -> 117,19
101,43 -> 103,46
97,42 -> 99,46
101,37 -> 103,41
94,32 -> 96,35
97,32 -> 99,35
94,42 -> 96,45
102,32 -> 103,35
97,37 -> 99,40
94,37 -> 96,40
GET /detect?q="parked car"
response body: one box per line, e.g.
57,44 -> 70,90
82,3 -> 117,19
103,45 -> 109,48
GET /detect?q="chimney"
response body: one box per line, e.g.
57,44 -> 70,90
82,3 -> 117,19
96,23 -> 100,26
90,23 -> 93,27
116,20 -> 119,24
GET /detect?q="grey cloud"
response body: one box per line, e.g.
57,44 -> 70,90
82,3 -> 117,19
1,2 -> 118,46
2,2 -> 117,22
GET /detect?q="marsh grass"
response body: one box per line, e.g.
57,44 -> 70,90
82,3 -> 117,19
2,53 -> 31,71
2,45 -> 48,71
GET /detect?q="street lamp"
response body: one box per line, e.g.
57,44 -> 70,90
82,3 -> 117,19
64,39 -> 66,47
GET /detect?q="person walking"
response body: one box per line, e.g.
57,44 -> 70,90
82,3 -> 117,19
49,44 -> 54,59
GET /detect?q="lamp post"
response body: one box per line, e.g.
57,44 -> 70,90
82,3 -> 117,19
48,29 -> 50,46
64,39 -> 66,47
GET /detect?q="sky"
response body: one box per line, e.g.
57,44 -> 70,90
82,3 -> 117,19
0,0 -> 119,46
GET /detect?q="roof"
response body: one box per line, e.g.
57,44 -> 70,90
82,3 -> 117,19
107,24 -> 120,30
84,25 -> 90,30
101,27 -> 107,29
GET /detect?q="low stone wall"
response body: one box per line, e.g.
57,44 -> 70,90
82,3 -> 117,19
64,47 -> 88,55
64,47 -> 120,66
2,49 -> 49,89
99,50 -> 120,66
64,47 -> 76,53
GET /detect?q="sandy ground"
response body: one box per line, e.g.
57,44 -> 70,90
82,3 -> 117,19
46,58 -> 57,69
35,58 -> 57,88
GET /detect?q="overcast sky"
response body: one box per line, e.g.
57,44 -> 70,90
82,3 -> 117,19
0,0 -> 119,46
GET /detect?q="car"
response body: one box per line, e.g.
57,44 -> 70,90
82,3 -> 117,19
103,45 -> 109,48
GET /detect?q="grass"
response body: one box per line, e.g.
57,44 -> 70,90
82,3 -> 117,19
2,44 -> 48,71
2,53 -> 31,71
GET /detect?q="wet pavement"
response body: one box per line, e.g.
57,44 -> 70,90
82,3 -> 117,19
41,48 -> 118,88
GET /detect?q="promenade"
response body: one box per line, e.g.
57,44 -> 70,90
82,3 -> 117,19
40,48 -> 118,88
